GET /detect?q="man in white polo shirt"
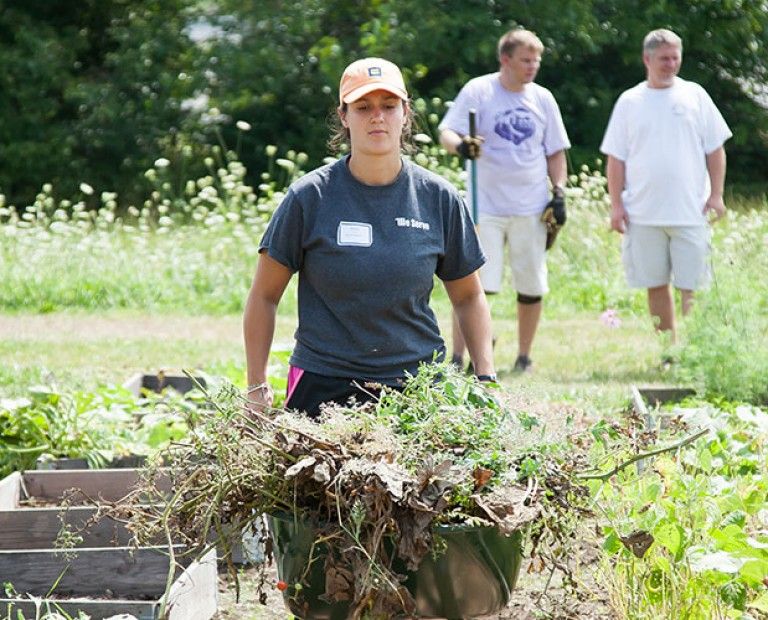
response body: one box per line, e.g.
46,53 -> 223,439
439,28 -> 570,373
601,28 -> 732,346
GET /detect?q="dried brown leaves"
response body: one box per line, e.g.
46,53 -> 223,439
104,365 -> 594,616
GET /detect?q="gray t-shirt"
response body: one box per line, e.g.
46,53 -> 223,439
259,156 -> 485,380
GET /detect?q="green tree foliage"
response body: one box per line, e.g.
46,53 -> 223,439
0,0 -> 201,204
346,0 -> 768,181
0,3 -> 81,202
191,0 -> 384,176
68,0 -> 204,200
1,0 -> 767,205
563,0 -> 768,178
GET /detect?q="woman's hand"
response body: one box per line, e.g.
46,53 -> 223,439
243,383 -> 275,417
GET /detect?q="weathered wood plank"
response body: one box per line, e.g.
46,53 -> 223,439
0,506 -> 135,549
20,468 -> 170,503
0,598 -> 159,620
637,387 -> 696,407
0,472 -> 20,510
0,550 -> 218,620
0,546 -> 188,598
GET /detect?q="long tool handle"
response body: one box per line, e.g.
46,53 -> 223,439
468,109 -> 478,223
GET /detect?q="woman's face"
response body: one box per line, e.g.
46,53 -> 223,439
339,90 -> 407,157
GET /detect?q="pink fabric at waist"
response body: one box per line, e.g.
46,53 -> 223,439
286,365 -> 304,402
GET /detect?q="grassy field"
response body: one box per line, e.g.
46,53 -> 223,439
0,300 -> 668,410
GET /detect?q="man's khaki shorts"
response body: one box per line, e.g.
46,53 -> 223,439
622,224 -> 711,290
477,213 -> 548,296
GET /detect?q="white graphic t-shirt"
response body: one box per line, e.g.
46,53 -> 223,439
439,74 -> 571,216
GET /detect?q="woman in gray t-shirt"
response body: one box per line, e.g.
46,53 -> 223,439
243,57 -> 496,417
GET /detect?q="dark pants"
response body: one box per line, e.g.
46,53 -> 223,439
285,370 -> 390,418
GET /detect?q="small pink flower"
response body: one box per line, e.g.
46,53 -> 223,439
600,308 -> 621,328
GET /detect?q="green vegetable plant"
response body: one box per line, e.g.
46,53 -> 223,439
0,382 -> 200,477
593,401 -> 768,619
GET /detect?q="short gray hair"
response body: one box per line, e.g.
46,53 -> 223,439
643,29 -> 682,54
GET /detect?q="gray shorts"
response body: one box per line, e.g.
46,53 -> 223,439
622,224 -> 711,290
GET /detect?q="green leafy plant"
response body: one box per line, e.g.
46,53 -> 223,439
671,206 -> 768,405
593,400 -> 768,619
0,382 -> 200,477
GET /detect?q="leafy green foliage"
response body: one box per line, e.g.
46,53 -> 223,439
2,1 -> 767,205
671,208 -> 768,404
593,401 -> 768,618
0,0 -> 202,205
68,0 -> 205,201
0,382 -> 200,477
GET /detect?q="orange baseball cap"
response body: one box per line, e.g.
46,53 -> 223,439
339,58 -> 408,105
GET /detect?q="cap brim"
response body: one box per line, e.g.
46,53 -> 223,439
342,83 -> 408,104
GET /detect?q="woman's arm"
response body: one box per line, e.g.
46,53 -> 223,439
243,252 -> 293,410
444,272 -> 495,377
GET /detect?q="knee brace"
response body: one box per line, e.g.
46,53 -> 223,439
517,293 -> 542,305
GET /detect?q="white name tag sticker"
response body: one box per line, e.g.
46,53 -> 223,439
337,221 -> 373,247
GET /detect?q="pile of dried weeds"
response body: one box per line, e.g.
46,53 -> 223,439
108,363 -> 593,617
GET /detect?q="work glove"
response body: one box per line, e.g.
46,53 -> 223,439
541,186 -> 566,250
456,135 -> 483,160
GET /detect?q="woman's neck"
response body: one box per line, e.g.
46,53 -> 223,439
347,152 -> 402,186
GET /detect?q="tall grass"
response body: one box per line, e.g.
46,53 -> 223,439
0,108 -> 636,316
0,146 -> 302,313
672,206 -> 768,404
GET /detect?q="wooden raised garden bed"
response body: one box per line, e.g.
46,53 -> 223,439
123,372 -> 207,399
631,385 -> 697,431
0,469 -> 218,620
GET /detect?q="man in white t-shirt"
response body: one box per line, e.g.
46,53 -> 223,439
439,29 -> 570,373
600,29 -> 731,346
